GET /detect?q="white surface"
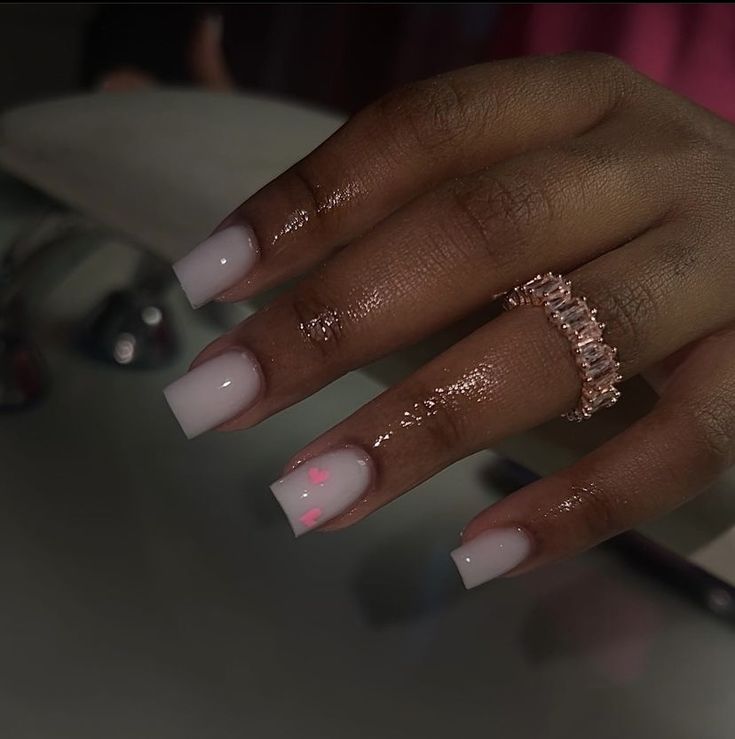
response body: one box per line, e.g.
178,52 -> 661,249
0,89 -> 344,262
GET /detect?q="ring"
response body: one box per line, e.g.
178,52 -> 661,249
503,272 -> 622,421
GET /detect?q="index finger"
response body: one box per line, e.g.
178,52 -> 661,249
172,52 -> 640,307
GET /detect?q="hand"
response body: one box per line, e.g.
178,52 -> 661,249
164,53 -> 735,589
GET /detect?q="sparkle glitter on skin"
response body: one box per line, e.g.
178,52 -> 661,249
271,179 -> 364,247
299,306 -> 342,344
539,483 -> 632,525
345,287 -> 384,324
372,362 -> 501,448
317,181 -> 363,214
272,207 -> 310,245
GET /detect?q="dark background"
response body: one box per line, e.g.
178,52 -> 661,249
1,4 -> 503,114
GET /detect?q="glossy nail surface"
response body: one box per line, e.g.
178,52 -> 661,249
163,351 -> 261,439
450,528 -> 531,589
270,448 -> 372,536
173,225 -> 258,308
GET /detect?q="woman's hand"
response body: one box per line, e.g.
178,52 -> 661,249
164,53 -> 735,588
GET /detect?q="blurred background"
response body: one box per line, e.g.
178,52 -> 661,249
0,5 -> 734,739
0,4 -> 498,111
3,3 -> 734,118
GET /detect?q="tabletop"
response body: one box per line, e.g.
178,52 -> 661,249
0,171 -> 732,739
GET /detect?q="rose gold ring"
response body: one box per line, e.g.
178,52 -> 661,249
503,272 -> 622,422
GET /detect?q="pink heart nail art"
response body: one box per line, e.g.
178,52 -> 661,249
308,466 -> 330,485
299,507 -> 322,528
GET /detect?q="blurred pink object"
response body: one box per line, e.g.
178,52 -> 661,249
493,3 -> 735,121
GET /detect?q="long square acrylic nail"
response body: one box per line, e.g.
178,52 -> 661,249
163,350 -> 261,439
270,448 -> 373,536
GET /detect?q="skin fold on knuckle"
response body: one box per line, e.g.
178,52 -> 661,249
387,376 -> 472,462
369,74 -> 487,164
684,391 -> 735,471
274,163 -> 338,244
521,463 -> 661,563
670,128 -> 735,218
531,479 -> 625,551
445,170 -> 553,272
289,291 -> 350,363
577,260 -> 668,374
560,50 -> 644,115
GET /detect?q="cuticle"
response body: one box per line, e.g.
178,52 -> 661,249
285,441 -> 375,478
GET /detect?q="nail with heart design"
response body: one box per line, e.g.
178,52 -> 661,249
299,507 -> 323,528
270,447 -> 373,537
307,467 -> 330,485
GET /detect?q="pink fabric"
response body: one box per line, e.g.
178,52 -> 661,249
497,4 -> 735,122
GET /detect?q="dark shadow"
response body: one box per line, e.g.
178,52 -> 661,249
350,529 -> 465,628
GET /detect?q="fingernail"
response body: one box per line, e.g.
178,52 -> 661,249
173,225 -> 258,308
270,447 -> 372,537
450,528 -> 531,589
163,350 -> 261,439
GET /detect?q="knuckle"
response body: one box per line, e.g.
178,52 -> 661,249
562,50 -> 634,81
686,395 -> 735,470
396,378 -> 467,458
675,128 -> 721,176
284,163 -> 328,233
446,170 -> 554,269
584,273 -> 660,370
557,50 -> 643,110
371,75 -> 477,158
667,124 -> 735,217
592,51 -> 633,76
571,483 -> 622,541
290,290 -> 347,361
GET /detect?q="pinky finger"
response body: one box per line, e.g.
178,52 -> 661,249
453,327 -> 735,589
189,14 -> 236,91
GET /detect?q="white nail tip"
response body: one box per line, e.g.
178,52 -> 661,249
450,528 -> 531,589
163,351 -> 261,439
173,225 -> 258,308
270,448 -> 372,537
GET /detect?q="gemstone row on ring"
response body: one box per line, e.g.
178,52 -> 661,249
503,272 -> 622,421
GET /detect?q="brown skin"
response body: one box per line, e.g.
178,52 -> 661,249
188,52 -> 735,574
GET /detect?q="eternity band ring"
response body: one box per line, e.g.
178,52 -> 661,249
503,272 -> 622,422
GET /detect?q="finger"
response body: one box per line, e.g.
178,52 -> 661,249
183,114 -> 684,431
171,203 -> 731,441
172,53 -> 641,307
453,325 -> 735,588
98,68 -> 157,92
189,14 -> 236,91
256,222 -> 735,536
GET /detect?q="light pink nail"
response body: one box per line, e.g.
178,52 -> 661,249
173,225 -> 258,308
163,351 -> 261,439
450,528 -> 531,589
270,448 -> 372,537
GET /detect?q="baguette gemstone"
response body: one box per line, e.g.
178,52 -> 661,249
503,272 -> 621,421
